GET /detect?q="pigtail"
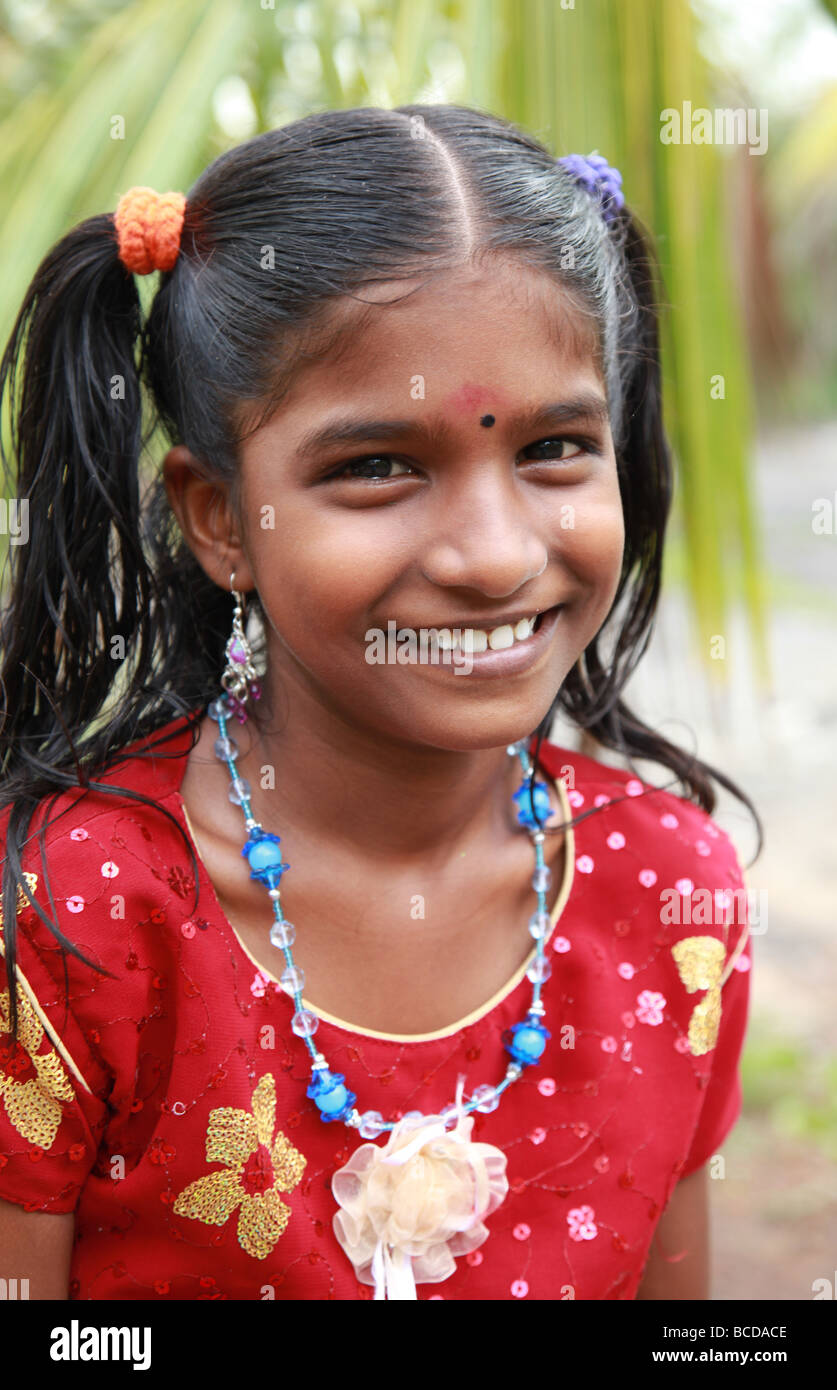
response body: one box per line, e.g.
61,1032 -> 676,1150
0,214 -> 201,1039
557,208 -> 764,859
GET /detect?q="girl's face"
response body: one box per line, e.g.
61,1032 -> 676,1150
232,257 -> 625,753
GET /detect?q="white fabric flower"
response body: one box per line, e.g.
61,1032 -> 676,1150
332,1085 -> 509,1300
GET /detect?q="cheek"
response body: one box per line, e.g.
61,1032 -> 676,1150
557,480 -> 625,590
249,505 -> 398,637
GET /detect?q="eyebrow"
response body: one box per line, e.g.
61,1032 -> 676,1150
293,392 -> 611,460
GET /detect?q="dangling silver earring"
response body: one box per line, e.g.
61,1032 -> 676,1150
220,570 -> 261,725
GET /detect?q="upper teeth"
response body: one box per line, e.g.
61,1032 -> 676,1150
434,615 -> 538,653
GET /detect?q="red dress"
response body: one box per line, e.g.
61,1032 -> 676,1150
0,712 -> 752,1300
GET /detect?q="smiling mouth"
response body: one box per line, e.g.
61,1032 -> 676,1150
425,605 -> 560,653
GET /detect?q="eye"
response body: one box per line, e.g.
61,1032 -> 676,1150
522,436 -> 593,463
327,454 -> 415,482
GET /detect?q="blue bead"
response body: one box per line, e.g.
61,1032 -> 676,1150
242,831 -> 290,885
512,780 -> 552,829
307,1070 -> 357,1123
504,1019 -> 551,1066
319,1084 -> 348,1114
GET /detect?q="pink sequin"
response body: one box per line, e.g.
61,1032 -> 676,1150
625,779 -> 643,797
594,794 -> 610,807
601,1036 -> 617,1053
735,955 -> 751,973
635,990 -> 666,1025
674,1036 -> 692,1053
606,831 -> 626,850
593,1155 -> 610,1174
181,921 -> 196,940
621,1011 -> 636,1029
567,1205 -> 598,1241
676,878 -> 694,896
69,828 -> 88,842
617,962 -> 635,980
101,861 -> 119,878
66,896 -> 85,914
170,1102 -> 187,1117
513,1223 -> 531,1241
510,1279 -> 529,1298
568,790 -> 584,808
638,869 -> 657,887
660,813 -> 678,829
552,936 -> 571,954
465,1250 -> 483,1267
576,855 -> 594,874
529,1127 -> 547,1145
538,1077 -> 556,1096
695,840 -> 711,857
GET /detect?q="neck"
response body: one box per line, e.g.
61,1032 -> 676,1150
219,674 -> 535,868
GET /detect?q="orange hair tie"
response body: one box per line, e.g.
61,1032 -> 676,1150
114,186 -> 186,275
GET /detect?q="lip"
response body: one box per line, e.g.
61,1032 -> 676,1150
419,603 -> 565,680
416,606 -> 551,630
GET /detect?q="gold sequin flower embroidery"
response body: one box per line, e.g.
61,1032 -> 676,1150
0,984 -> 77,1148
173,1073 -> 306,1259
671,936 -> 726,1055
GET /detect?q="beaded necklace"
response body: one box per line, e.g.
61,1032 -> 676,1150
206,691 -> 557,1297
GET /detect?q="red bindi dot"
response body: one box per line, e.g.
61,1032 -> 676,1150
480,414 -> 495,427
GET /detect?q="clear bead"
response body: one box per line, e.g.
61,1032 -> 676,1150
213,736 -> 239,762
528,911 -> 550,940
471,1084 -> 500,1113
228,779 -> 251,805
280,965 -> 304,996
270,919 -> 295,949
526,955 -> 552,983
207,699 -> 228,723
291,1009 -> 319,1038
358,1110 -> 386,1139
532,865 -> 551,892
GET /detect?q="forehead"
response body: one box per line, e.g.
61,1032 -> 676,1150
237,257 -> 603,436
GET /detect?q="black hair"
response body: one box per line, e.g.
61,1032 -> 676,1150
0,103 -> 762,1039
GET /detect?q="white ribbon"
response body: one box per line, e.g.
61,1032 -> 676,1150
371,1238 -> 418,1300
370,1076 -> 471,1301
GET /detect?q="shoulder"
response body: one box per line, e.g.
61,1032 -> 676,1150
536,735 -> 747,892
533,740 -> 754,1087
0,712 -> 202,1036
535,736 -> 753,1005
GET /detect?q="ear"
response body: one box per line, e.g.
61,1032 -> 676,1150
162,445 -> 255,592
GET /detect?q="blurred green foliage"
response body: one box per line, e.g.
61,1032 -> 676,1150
742,1021 -> 837,1162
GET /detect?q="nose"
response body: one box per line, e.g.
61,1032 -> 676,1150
419,468 -> 549,597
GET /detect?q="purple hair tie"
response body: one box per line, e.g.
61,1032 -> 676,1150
556,152 -> 625,223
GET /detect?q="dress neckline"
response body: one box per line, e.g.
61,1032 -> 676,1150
169,758 -> 576,1044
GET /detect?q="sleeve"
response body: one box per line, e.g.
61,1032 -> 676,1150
680,896 -> 753,1177
0,908 -> 110,1215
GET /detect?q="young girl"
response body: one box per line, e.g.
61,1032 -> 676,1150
0,104 -> 759,1302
